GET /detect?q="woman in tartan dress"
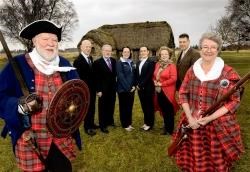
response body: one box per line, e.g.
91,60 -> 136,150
172,32 -> 244,171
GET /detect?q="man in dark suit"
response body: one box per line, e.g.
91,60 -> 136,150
73,39 -> 98,136
136,46 -> 155,131
93,44 -> 116,133
176,33 -> 200,90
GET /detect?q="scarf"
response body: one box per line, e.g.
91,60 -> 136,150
29,48 -> 75,75
155,59 -> 172,93
193,57 -> 224,82
156,59 -> 173,81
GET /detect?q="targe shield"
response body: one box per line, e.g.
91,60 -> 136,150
47,79 -> 90,137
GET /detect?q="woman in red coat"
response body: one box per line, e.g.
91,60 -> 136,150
153,46 -> 179,135
172,32 -> 244,171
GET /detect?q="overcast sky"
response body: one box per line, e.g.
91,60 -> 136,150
1,0 -> 229,50
64,0 -> 228,49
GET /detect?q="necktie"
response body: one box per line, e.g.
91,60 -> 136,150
87,57 -> 92,66
107,58 -> 112,71
181,51 -> 185,60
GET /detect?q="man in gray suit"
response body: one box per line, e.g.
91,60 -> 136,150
176,33 -> 200,90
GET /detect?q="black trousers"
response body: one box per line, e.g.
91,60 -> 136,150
138,89 -> 154,127
84,89 -> 96,130
45,143 -> 72,172
157,91 -> 174,134
118,91 -> 135,128
98,92 -> 116,128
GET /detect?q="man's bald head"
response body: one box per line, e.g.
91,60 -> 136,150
80,40 -> 92,56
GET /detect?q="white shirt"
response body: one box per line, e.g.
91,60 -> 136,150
139,57 -> 148,75
181,46 -> 190,60
81,52 -> 91,64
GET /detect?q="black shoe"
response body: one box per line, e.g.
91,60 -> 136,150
160,129 -> 167,135
100,128 -> 109,133
110,123 -> 116,128
86,129 -> 96,136
168,131 -> 173,136
92,124 -> 99,129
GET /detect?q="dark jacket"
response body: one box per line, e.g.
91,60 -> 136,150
73,54 -> 95,92
176,47 -> 200,90
136,58 -> 155,91
116,59 -> 135,93
93,57 -> 116,94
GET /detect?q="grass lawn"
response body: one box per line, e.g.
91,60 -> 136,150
0,51 -> 250,172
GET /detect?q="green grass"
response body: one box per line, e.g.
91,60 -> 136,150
0,51 -> 250,172
0,59 -> 7,71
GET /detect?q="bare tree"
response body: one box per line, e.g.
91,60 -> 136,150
227,0 -> 250,50
0,0 -> 78,51
210,16 -> 236,46
211,0 -> 249,51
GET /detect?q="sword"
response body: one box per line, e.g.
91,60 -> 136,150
23,131 -> 47,166
0,31 -> 47,166
0,30 -> 29,95
0,30 -> 31,128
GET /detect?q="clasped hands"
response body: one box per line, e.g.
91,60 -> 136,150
154,80 -> 162,87
187,115 -> 212,129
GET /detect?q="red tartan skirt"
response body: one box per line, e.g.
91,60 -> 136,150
172,112 -> 244,172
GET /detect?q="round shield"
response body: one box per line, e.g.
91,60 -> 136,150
47,79 -> 90,138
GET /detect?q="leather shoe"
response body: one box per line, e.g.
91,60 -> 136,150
160,129 -> 167,135
92,124 -> 99,129
109,123 -> 116,128
86,129 -> 96,136
100,128 -> 109,133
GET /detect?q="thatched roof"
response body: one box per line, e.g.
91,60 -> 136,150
81,21 -> 175,51
80,29 -> 116,48
100,21 -> 175,50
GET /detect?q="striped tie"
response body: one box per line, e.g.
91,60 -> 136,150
107,58 -> 112,71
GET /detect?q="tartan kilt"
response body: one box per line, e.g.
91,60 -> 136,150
171,112 -> 244,172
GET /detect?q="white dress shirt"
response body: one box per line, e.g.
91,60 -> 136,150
139,58 -> 148,75
81,52 -> 91,64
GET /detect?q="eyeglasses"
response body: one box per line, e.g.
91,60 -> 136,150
201,46 -> 218,51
